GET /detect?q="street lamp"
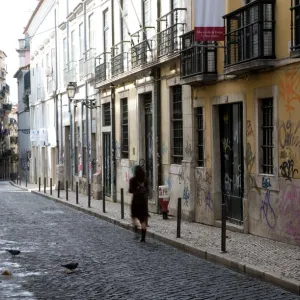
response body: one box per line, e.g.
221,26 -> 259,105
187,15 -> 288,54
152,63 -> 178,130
67,82 -> 76,100
66,82 -> 97,193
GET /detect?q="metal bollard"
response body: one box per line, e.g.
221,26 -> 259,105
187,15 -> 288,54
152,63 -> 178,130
39,177 -> 41,192
102,185 -> 106,213
50,178 -> 52,195
66,181 -> 68,201
88,183 -> 91,208
58,181 -> 60,198
221,202 -> 227,253
76,182 -> 79,204
44,177 -> 46,193
176,197 -> 182,238
121,188 -> 124,219
25,174 -> 27,187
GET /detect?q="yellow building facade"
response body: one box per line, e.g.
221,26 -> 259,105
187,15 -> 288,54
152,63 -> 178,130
94,0 -> 300,246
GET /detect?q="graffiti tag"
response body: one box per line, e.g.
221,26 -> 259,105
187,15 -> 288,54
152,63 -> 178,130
260,190 -> 276,229
280,159 -> 298,181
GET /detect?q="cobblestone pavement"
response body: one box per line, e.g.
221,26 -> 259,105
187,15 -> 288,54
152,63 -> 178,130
0,182 -> 299,299
19,181 -> 300,284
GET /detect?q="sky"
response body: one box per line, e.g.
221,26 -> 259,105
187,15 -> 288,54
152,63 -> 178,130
0,0 -> 38,104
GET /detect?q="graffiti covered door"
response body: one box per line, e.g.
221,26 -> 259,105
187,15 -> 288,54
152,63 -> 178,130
103,132 -> 111,196
219,103 -> 244,224
144,94 -> 153,199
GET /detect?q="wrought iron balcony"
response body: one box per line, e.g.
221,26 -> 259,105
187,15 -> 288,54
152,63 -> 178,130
95,52 -> 110,82
79,48 -> 96,80
223,0 -> 276,75
180,30 -> 217,85
290,0 -> 300,57
111,41 -> 130,76
3,104 -> 12,112
131,27 -> 155,68
3,84 -> 9,93
47,78 -> 55,94
157,8 -> 187,57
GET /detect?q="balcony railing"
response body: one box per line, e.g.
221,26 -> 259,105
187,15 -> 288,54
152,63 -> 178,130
3,84 -> 9,93
111,41 -> 130,76
291,0 -> 300,57
79,48 -> 96,80
37,86 -> 45,101
157,8 -> 187,57
95,52 -> 110,82
223,0 -> 276,73
131,27 -> 155,68
3,104 -> 12,112
180,30 -> 217,81
47,78 -> 55,94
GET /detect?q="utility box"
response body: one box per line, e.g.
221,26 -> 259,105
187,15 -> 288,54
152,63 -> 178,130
159,185 -> 170,219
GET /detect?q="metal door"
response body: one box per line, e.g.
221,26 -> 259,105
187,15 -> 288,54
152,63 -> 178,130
219,103 -> 244,224
144,94 -> 153,199
103,132 -> 111,196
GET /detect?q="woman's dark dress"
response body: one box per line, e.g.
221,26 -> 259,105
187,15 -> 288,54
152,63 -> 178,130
129,177 -> 149,223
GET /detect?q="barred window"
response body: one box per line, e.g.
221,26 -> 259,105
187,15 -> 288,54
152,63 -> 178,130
103,103 -> 111,126
196,107 -> 204,167
172,85 -> 183,164
260,98 -> 273,174
121,98 -> 129,158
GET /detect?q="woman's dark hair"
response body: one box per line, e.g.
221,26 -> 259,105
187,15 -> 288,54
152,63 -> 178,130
134,165 -> 145,182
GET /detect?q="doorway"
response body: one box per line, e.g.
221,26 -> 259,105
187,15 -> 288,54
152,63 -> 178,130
219,103 -> 244,224
143,93 -> 153,199
103,132 -> 111,196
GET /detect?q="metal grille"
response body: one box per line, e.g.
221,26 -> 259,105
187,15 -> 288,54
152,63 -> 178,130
261,98 -> 273,174
157,8 -> 186,57
121,98 -> 128,158
180,30 -> 217,78
103,103 -> 111,126
224,0 -> 275,67
291,0 -> 300,50
172,85 -> 183,164
196,107 -> 204,167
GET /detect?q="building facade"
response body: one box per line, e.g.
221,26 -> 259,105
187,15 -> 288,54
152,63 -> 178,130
24,0 -> 300,246
14,38 -> 31,182
0,50 -> 13,179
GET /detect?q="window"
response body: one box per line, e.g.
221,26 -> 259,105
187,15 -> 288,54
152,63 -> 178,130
196,107 -> 204,167
103,9 -> 109,52
260,98 -> 273,174
103,103 -> 111,126
79,23 -> 84,58
70,30 -> 76,62
121,98 -> 129,158
88,14 -> 94,49
121,0 -> 129,41
143,0 -> 152,27
63,38 -> 67,68
172,85 -> 183,164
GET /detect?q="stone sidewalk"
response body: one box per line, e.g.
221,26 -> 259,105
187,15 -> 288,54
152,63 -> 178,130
10,181 -> 300,295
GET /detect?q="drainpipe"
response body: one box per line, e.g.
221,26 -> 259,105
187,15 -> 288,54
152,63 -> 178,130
54,7 -> 59,165
111,0 -> 116,202
83,1 -> 91,185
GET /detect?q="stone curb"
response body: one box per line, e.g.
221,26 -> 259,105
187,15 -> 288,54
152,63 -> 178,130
10,182 -> 300,295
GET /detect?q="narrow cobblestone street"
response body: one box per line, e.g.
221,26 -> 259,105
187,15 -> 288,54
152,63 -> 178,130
0,181 -> 299,299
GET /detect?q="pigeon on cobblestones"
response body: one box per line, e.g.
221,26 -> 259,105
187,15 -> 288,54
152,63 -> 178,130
61,262 -> 78,273
6,249 -> 21,257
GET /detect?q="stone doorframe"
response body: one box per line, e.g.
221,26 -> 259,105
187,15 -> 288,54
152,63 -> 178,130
211,92 -> 248,232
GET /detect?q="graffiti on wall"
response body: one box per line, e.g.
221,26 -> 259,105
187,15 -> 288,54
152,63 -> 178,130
279,182 -> 300,240
195,168 -> 213,211
280,159 -> 298,182
260,190 -> 276,229
246,120 -> 254,137
279,70 -> 300,115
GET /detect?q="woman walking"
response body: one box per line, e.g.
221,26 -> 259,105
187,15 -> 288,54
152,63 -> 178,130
129,165 -> 149,242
